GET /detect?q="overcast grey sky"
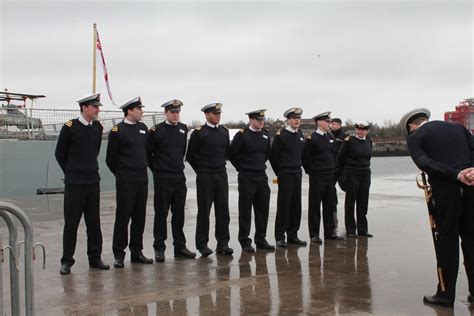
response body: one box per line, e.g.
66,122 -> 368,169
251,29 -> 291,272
1,0 -> 472,125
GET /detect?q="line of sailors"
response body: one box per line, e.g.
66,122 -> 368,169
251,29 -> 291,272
55,93 -> 373,275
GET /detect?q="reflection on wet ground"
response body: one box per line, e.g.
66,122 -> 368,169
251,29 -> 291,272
50,239 -> 375,315
1,170 -> 473,315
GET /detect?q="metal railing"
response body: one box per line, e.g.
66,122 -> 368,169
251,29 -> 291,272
0,107 -> 165,139
0,201 -> 46,316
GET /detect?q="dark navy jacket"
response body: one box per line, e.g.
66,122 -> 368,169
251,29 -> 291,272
406,120 -> 474,182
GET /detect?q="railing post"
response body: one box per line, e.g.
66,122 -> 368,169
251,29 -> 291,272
0,201 -> 35,316
0,234 -> 3,316
0,211 -> 20,315
30,107 -> 36,140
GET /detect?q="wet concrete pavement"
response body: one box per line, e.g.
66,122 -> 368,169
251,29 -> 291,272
2,163 -> 474,315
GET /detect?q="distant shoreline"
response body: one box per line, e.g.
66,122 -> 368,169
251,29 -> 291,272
372,150 -> 409,157
2,137 -> 410,157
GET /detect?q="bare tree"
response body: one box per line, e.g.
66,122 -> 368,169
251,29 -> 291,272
190,120 -> 201,128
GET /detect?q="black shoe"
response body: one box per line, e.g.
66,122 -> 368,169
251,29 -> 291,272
423,294 -> 454,308
256,240 -> 275,251
325,234 -> 344,241
346,233 -> 358,238
114,258 -> 124,269
174,248 -> 196,259
287,237 -> 307,246
155,250 -> 165,262
468,294 -> 473,303
199,246 -> 214,257
311,236 -> 323,244
60,263 -> 71,275
131,254 -> 154,264
241,245 -> 255,253
358,232 -> 373,238
276,240 -> 287,248
216,245 -> 234,255
89,259 -> 110,270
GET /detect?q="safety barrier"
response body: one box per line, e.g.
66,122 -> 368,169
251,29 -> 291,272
0,201 -> 46,316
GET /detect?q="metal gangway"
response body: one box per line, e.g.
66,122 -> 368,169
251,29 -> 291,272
0,202 -> 45,316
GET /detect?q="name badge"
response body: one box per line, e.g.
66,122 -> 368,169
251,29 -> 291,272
263,135 -> 268,139
139,130 -> 146,134
300,137 -> 304,142
329,140 -> 334,143
179,129 -> 185,134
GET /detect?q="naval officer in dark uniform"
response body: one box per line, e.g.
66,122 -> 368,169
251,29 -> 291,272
270,107 -> 307,248
330,118 -> 346,154
402,108 -> 474,307
186,103 -> 233,257
330,117 -> 347,187
330,117 -> 346,229
55,93 -> 109,275
337,121 -> 373,239
147,99 -> 196,262
229,109 -> 275,253
106,97 -> 153,268
303,111 -> 343,244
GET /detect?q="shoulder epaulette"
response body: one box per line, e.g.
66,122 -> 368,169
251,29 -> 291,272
306,134 -> 312,140
195,126 -> 202,131
263,128 -> 269,133
65,120 -> 73,128
344,136 -> 350,141
276,129 -> 281,135
111,125 -> 118,132
240,128 -> 245,133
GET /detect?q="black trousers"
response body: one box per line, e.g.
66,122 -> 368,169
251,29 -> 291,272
153,176 -> 187,251
113,181 -> 148,259
333,188 -> 339,228
275,173 -> 302,241
308,173 -> 337,238
195,172 -> 230,250
430,179 -> 474,300
238,175 -> 271,246
61,183 -> 103,265
343,169 -> 371,235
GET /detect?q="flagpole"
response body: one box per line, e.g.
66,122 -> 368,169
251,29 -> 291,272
92,23 -> 97,94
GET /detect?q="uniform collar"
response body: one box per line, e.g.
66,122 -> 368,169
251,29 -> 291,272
78,115 -> 92,126
316,129 -> 326,135
206,121 -> 217,128
249,126 -> 261,132
165,120 -> 178,126
332,129 -> 343,137
285,126 -> 298,133
355,135 -> 366,140
124,118 -> 136,125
